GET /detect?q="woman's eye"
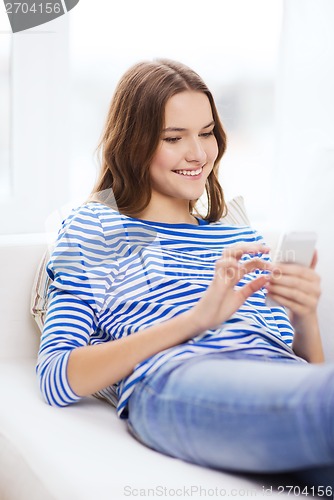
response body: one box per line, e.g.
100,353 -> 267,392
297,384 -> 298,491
200,130 -> 214,138
163,137 -> 181,143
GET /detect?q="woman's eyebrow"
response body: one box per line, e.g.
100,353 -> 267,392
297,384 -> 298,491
162,120 -> 215,133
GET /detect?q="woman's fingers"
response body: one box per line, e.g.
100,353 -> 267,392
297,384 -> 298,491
237,274 -> 270,303
213,243 -> 271,286
268,263 -> 321,294
266,282 -> 319,307
222,243 -> 270,260
265,289 -> 318,317
266,292 -> 310,316
267,273 -> 321,294
239,257 -> 273,275
219,243 -> 272,283
195,245 -> 273,331
215,256 -> 272,286
265,261 -> 321,315
214,258 -> 240,285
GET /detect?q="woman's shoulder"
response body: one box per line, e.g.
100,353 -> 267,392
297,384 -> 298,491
75,201 -> 120,218
62,201 -> 123,229
50,202 -> 125,250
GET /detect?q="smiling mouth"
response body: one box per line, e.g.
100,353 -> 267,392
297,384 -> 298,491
173,167 -> 203,177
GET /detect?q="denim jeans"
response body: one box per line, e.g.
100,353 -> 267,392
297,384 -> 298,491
127,352 -> 334,487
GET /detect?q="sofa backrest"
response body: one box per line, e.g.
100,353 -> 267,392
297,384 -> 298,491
0,234 -> 47,360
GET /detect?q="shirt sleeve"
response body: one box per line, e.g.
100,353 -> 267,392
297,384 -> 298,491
36,204 -> 119,407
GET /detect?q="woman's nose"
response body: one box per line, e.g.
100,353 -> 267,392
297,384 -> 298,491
185,138 -> 207,163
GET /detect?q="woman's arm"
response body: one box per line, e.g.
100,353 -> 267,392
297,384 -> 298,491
67,307 -> 198,397
265,251 -> 324,363
38,289 -> 197,404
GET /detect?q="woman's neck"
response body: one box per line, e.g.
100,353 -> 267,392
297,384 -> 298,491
135,198 -> 198,225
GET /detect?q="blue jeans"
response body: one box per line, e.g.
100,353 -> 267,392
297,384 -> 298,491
127,352 -> 334,486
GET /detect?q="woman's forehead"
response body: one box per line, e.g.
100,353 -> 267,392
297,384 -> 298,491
164,91 -> 213,129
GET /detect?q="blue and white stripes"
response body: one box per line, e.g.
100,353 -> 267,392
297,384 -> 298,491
36,202 -> 302,418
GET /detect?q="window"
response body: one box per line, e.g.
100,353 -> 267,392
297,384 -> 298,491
1,0 -> 283,234
0,14 -> 70,234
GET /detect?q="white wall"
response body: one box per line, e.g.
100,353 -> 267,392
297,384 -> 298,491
274,0 -> 334,360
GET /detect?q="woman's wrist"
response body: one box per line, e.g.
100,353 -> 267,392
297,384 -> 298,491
290,311 -> 319,336
184,306 -> 211,338
291,312 -> 324,363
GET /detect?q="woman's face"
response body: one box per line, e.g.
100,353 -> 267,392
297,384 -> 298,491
149,91 -> 219,204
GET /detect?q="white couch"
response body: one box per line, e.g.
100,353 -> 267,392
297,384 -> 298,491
0,232 -> 332,500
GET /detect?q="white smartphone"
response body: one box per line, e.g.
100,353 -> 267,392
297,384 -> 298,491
266,231 -> 317,308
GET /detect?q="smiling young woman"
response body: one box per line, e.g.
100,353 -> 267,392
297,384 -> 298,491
36,59 -> 333,487
91,59 -> 227,222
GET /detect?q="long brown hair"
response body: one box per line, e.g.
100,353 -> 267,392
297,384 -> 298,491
91,59 -> 227,222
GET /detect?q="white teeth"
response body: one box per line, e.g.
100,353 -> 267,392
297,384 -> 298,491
174,167 -> 203,176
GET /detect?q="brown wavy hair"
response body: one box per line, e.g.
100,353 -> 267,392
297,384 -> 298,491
90,59 -> 227,222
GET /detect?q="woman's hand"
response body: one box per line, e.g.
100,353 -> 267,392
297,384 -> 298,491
265,251 -> 321,322
265,251 -> 324,363
190,243 -> 272,334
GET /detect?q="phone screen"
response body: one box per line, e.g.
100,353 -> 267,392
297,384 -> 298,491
273,231 -> 317,267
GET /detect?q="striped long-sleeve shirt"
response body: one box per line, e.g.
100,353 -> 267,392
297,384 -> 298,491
36,202 -> 304,418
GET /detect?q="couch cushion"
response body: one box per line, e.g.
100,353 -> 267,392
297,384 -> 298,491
0,359 -> 294,500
